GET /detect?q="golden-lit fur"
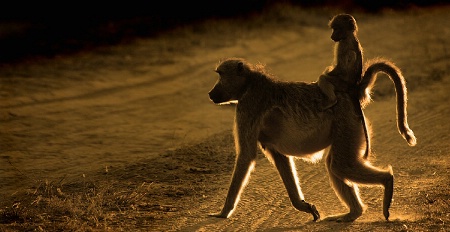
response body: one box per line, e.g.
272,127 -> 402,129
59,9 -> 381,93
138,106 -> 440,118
208,58 -> 416,222
359,58 -> 417,146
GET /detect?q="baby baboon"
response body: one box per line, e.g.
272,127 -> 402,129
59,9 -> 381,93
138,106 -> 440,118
318,13 -> 363,109
208,58 -> 416,222
318,13 -> 372,159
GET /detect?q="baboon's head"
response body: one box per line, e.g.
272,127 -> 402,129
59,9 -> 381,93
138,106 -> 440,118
208,58 -> 250,104
329,14 -> 358,42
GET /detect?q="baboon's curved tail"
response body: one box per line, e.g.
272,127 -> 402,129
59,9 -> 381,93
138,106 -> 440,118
359,58 -> 417,147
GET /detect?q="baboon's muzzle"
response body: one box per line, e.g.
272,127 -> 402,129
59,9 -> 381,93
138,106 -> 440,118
208,87 -> 227,104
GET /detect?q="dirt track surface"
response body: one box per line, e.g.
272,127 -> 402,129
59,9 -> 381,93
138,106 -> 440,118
1,6 -> 449,231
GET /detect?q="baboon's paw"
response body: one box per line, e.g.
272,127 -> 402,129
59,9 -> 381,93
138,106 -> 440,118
383,168 -> 394,221
310,204 -> 320,221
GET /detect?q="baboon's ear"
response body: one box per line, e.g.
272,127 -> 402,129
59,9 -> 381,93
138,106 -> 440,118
237,61 -> 244,72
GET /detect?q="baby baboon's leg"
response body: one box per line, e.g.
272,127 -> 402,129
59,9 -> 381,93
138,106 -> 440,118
318,75 -> 338,110
323,150 -> 365,222
267,149 -> 320,221
209,155 -> 256,218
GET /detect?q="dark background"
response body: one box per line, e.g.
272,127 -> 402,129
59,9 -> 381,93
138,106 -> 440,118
0,0 -> 447,63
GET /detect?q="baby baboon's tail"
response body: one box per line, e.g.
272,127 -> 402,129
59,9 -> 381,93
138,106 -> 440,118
359,58 -> 417,146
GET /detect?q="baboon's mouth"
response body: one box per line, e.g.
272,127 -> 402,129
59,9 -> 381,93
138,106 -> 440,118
216,100 -> 238,105
209,97 -> 237,105
209,97 -> 221,103
209,93 -> 228,104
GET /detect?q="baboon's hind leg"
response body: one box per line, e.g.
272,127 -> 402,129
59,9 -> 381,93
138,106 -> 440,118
266,149 -> 320,221
327,146 -> 394,221
323,150 -> 365,222
333,158 -> 394,221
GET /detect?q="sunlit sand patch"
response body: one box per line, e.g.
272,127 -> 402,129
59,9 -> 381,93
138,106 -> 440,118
390,213 -> 422,221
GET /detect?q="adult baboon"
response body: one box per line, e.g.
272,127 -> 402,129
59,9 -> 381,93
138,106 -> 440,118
208,57 -> 416,222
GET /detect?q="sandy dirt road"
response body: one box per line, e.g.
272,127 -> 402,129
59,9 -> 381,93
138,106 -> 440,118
1,6 -> 449,231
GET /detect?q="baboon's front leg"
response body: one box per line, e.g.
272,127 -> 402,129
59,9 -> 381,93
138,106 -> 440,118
209,111 -> 259,218
209,154 -> 256,218
268,149 -> 320,221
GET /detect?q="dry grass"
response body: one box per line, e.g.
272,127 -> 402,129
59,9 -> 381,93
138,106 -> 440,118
0,132 -> 237,231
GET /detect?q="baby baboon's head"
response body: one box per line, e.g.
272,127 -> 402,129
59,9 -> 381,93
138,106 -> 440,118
208,58 -> 250,104
329,14 -> 358,42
